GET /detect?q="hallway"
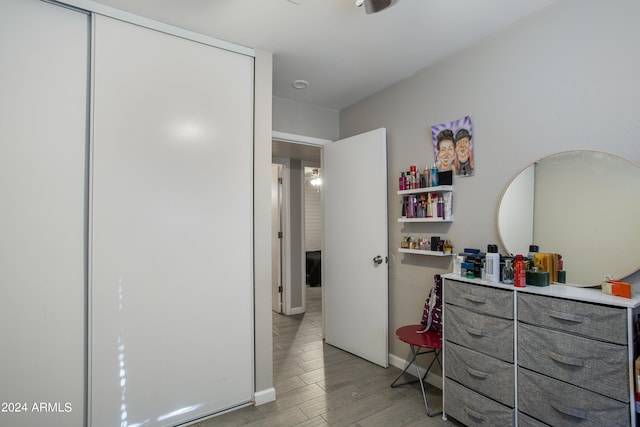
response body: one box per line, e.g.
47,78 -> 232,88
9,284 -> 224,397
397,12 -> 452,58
195,286 -> 452,426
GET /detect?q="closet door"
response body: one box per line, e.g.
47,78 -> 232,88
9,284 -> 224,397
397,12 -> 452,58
91,15 -> 254,426
0,1 -> 89,426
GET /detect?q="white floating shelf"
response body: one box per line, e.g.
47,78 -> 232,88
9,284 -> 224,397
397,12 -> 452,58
398,248 -> 453,257
397,185 -> 453,195
398,217 -> 453,223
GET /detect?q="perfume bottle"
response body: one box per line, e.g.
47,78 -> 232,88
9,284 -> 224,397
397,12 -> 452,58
502,259 -> 514,284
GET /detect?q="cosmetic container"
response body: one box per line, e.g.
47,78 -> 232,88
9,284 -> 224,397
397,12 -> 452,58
514,254 -> 526,287
443,192 -> 452,220
407,195 -> 416,218
423,166 -> 430,187
502,259 -> 514,284
410,165 -> 417,189
453,255 -> 463,275
399,172 -> 406,191
486,244 -> 500,283
444,240 -> 453,254
431,164 -> 439,186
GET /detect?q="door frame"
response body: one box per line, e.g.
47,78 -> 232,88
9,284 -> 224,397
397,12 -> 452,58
272,131 -> 331,316
271,158 -> 291,314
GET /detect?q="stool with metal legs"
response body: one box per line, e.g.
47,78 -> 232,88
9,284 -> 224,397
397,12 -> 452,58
390,324 -> 443,417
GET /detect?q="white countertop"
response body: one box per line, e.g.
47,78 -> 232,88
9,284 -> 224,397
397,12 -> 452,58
442,272 -> 640,308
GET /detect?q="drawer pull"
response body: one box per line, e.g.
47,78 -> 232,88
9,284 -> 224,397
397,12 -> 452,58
465,366 -> 489,379
550,402 -> 587,420
462,293 -> 487,304
465,326 -> 487,337
548,351 -> 584,368
464,406 -> 486,421
546,310 -> 589,324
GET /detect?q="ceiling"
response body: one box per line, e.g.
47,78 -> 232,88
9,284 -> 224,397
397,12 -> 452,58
88,0 -> 558,111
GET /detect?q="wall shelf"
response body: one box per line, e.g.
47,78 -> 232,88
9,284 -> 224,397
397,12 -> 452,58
398,217 -> 453,223
398,248 -> 453,257
397,185 -> 453,196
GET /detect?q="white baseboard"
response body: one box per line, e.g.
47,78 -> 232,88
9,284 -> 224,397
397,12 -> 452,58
254,387 -> 276,406
389,353 -> 442,390
288,306 -> 305,315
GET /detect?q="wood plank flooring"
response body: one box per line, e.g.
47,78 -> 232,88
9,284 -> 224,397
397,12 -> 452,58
193,286 -> 458,426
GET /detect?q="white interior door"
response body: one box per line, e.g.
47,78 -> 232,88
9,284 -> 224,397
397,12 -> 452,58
323,128 -> 388,367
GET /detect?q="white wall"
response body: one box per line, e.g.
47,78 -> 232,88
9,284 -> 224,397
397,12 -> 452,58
273,96 -> 339,141
339,0 -> 640,359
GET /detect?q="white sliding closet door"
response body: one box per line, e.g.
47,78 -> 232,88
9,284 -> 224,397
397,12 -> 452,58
0,1 -> 88,426
91,16 -> 254,426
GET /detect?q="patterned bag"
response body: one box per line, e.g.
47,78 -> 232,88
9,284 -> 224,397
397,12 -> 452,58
419,274 -> 442,334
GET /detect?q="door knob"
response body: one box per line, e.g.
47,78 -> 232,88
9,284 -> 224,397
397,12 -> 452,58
373,255 -> 383,265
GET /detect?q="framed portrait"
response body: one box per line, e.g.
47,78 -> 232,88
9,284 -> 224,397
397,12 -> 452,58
431,115 -> 474,177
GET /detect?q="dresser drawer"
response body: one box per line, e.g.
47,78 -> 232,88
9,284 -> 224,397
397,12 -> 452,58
518,322 -> 628,402
445,303 -> 514,362
518,412 -> 550,426
445,378 -> 514,426
445,279 -> 513,319
445,341 -> 514,407
518,368 -> 630,427
518,293 -> 627,344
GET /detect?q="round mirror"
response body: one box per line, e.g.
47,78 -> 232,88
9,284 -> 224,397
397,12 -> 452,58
497,150 -> 640,286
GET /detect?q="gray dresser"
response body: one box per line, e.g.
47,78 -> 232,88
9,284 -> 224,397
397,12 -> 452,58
442,274 -> 640,427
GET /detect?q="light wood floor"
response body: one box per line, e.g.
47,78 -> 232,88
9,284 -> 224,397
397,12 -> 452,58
193,286 -> 458,426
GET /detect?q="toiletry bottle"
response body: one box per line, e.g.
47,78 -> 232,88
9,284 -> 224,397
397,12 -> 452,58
514,254 -> 526,287
453,255 -> 463,275
430,193 -> 437,218
444,192 -> 452,220
444,240 -> 453,254
437,195 -> 444,219
407,195 -> 416,218
486,244 -> 500,283
502,259 -> 514,284
431,164 -> 439,187
423,166 -> 430,187
410,165 -> 417,189
399,172 -> 406,191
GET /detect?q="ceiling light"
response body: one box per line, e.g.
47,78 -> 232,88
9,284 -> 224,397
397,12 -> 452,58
356,0 -> 392,14
292,80 -> 309,89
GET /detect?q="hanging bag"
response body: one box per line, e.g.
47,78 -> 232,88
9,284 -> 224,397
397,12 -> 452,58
418,274 -> 442,334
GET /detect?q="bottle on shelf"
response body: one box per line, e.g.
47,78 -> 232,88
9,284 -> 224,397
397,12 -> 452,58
410,165 -> 417,189
422,166 -> 430,188
437,195 -> 444,219
399,172 -> 406,191
431,164 -> 439,187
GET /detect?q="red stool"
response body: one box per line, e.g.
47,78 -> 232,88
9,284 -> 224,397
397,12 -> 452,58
390,324 -> 442,417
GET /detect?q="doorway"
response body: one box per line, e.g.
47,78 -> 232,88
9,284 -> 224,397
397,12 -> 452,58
271,135 -> 327,316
